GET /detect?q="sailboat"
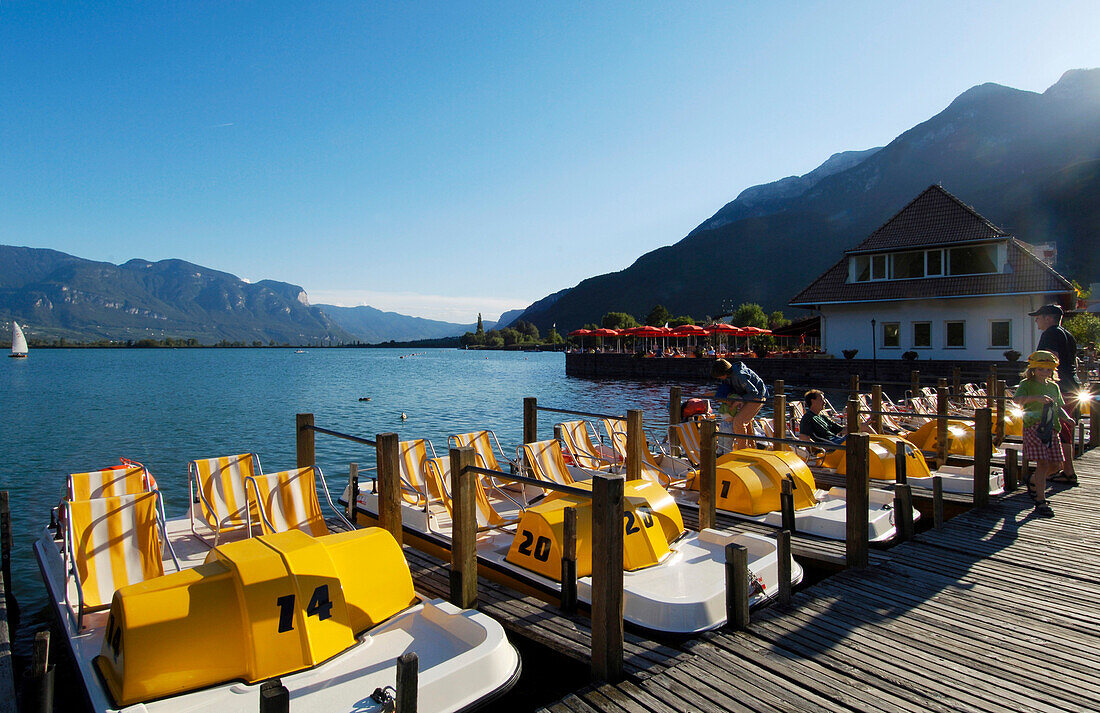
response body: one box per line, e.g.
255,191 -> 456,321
10,321 -> 27,358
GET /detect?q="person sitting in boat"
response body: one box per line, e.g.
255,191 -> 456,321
800,389 -> 875,444
707,359 -> 769,449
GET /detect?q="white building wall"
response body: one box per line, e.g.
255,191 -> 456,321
819,294 -> 1057,360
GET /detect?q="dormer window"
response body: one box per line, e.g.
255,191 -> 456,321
850,243 -> 1000,282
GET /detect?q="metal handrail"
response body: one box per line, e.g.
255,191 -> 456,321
304,424 -> 377,448
536,405 -> 624,420
465,465 -> 594,499
856,408 -> 978,423
714,430 -> 846,452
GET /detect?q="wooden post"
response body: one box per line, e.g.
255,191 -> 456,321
591,472 -> 624,682
780,479 -> 796,533
871,385 -> 883,434
296,413 -> 315,469
625,409 -> 643,482
449,446 -> 478,609
845,433 -> 869,569
396,652 -> 419,713
523,397 -> 538,444
894,440 -> 907,484
995,379 -> 1007,445
376,433 -> 403,548
560,507 -> 578,613
773,390 -> 787,452
668,386 -> 682,453
259,679 -> 290,713
698,420 -> 717,531
910,370 -> 920,400
346,463 -> 359,521
1005,448 -> 1019,491
988,364 -> 998,408
847,397 -> 859,434
933,476 -> 944,530
973,407 -> 991,509
1077,421 -> 1085,458
776,530 -> 792,607
936,386 -> 950,467
953,366 -> 961,397
23,630 -> 53,713
0,491 -> 9,589
894,484 -> 914,542
724,543 -> 750,630
849,374 -> 859,400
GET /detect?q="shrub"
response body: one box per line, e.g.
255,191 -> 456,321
1003,349 -> 1021,362
842,349 -> 858,359
902,350 -> 918,361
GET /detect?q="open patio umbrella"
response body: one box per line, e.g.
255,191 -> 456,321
593,327 -> 622,352
671,324 -> 707,352
568,328 -> 592,350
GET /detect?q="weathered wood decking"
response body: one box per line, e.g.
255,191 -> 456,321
539,446 -> 1100,713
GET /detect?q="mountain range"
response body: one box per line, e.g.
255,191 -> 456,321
0,246 -> 515,345
509,68 -> 1100,331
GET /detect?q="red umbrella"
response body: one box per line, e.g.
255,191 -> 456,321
592,328 -> 623,352
671,324 -> 707,335
567,328 -> 592,336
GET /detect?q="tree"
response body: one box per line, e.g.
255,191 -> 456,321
1065,313 -> 1100,346
602,312 -> 640,330
668,315 -> 695,327
546,325 -> 564,344
768,310 -> 791,329
732,303 -> 768,328
476,313 -> 484,336
645,304 -> 671,327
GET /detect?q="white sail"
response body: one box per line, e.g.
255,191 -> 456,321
11,321 -> 28,356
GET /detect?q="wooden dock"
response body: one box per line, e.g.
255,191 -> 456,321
537,446 -> 1100,713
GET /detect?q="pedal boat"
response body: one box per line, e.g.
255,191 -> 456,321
817,432 -> 1005,496
665,448 -> 905,543
347,473 -> 802,635
35,498 -> 520,712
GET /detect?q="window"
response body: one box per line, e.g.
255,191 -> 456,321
871,254 -> 888,280
882,322 -> 900,348
892,251 -> 924,279
948,245 -> 997,275
852,255 -> 870,282
946,321 -> 965,348
925,250 -> 943,276
990,320 -> 1011,348
913,322 -> 931,348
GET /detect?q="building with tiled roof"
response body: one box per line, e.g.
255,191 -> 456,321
789,185 -> 1075,360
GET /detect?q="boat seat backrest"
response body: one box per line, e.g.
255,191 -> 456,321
600,418 -> 629,462
67,466 -> 150,501
669,422 -> 702,465
189,453 -> 259,531
558,420 -> 609,469
424,457 -> 507,529
245,466 -> 329,537
523,440 -> 576,486
450,431 -> 502,473
398,439 -> 434,504
66,492 -> 165,611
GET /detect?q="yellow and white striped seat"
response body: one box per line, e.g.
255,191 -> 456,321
600,418 -> 629,463
522,439 -> 579,487
245,466 -> 329,537
67,465 -> 151,501
188,453 -> 261,546
449,430 -> 509,473
558,420 -> 613,470
65,491 -> 175,626
669,421 -> 703,466
424,456 -> 516,529
398,439 -> 437,506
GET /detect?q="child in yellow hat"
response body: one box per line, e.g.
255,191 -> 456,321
1013,350 -> 1073,516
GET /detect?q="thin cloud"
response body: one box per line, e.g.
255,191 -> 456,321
208,122 -> 235,128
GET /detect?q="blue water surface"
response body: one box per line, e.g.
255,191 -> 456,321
0,347 -> 707,654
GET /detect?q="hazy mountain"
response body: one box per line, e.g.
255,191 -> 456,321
493,309 -> 525,330
316,304 -> 485,343
0,246 -> 352,344
512,68 -> 1100,331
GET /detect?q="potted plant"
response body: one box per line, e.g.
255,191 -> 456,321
842,349 -> 858,360
902,350 -> 918,361
1003,349 -> 1021,362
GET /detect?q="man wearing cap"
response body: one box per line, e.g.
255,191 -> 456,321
1031,303 -> 1080,483
707,359 -> 769,449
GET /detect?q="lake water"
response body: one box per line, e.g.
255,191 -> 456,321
1,347 -> 712,657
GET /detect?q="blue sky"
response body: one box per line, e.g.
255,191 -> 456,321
3,2 -> 1098,322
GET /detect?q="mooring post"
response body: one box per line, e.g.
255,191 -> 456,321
933,475 -> 944,530
376,433 -> 402,548
625,409 -> 643,482
895,483 -> 914,542
259,679 -> 289,713
780,479 -> 796,534
1090,393 -> 1099,447
777,530 -> 792,607
725,543 -> 750,630
773,385 -> 787,452
996,379 -> 1007,445
591,472 -> 625,683
1004,448 -> 1019,491
346,462 -> 359,522
560,506 -> 578,613
668,386 -> 682,453
296,413 -> 315,469
952,366 -> 961,397
849,374 -> 859,400
845,433 -> 870,569
449,446 -> 478,609
1077,421 -> 1085,458
698,419 -> 717,531
910,370 -> 920,400
523,397 -> 538,472
396,652 -> 419,713
22,630 -> 53,713
847,397 -> 859,435
973,407 -> 991,509
871,385 -> 883,434
936,385 -> 950,467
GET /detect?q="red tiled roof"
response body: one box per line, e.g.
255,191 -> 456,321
847,185 -> 1008,254
790,239 -> 1073,306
